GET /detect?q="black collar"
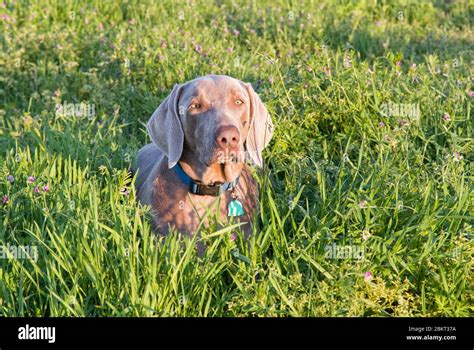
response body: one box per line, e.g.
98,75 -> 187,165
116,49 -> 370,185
173,162 -> 240,197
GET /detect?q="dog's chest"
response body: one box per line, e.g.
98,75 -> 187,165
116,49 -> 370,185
151,167 -> 257,235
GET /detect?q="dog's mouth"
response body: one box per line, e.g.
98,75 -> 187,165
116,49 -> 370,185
205,149 -> 244,166
218,154 -> 237,164
191,148 -> 245,184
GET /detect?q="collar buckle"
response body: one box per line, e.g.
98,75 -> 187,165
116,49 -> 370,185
191,182 -> 221,196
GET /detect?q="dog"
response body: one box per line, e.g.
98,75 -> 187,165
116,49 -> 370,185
134,75 -> 273,239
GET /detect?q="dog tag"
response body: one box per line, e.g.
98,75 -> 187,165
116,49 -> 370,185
228,199 -> 244,217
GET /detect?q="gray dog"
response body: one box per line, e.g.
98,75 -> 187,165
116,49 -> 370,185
134,75 -> 273,238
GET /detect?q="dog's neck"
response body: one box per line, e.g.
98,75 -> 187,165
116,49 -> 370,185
178,151 -> 244,186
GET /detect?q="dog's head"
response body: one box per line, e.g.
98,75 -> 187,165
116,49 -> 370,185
146,75 -> 273,176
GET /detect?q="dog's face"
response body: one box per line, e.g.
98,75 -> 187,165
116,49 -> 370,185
146,75 -> 273,181
178,75 -> 250,166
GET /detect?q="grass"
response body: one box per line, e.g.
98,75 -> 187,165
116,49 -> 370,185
0,0 -> 472,316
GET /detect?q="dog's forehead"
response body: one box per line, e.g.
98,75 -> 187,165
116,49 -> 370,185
184,76 -> 246,99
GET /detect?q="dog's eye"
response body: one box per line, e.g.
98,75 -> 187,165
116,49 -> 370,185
235,99 -> 244,105
188,103 -> 201,110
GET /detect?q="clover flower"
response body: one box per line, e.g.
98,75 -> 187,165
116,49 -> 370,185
364,271 -> 373,281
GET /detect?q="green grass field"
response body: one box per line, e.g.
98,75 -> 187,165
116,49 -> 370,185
0,0 -> 472,316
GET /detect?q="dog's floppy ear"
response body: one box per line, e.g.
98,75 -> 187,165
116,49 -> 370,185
242,82 -> 273,167
146,84 -> 184,169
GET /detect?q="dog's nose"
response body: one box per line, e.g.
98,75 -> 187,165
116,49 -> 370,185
215,126 -> 240,149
